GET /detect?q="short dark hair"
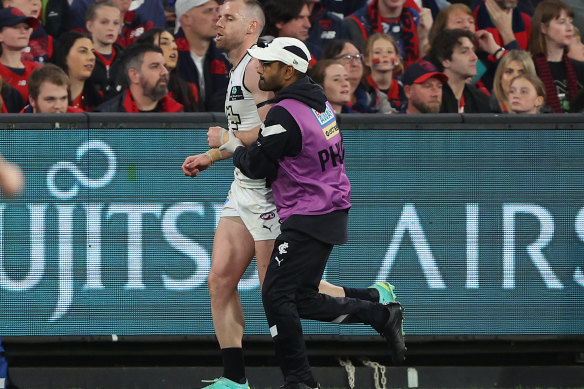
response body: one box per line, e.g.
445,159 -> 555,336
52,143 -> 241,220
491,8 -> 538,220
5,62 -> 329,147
428,29 -> 475,71
29,64 -> 70,100
262,0 -> 307,37
120,43 -> 164,77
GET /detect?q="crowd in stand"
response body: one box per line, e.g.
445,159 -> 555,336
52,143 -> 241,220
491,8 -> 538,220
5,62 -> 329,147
0,0 -> 583,114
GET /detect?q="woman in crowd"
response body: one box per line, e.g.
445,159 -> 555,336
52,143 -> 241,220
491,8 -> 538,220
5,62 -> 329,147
528,0 -> 584,113
363,33 -> 406,112
308,59 -> 352,114
52,31 -> 103,111
322,39 -> 392,113
136,28 -> 199,112
507,74 -> 546,114
491,50 -> 537,113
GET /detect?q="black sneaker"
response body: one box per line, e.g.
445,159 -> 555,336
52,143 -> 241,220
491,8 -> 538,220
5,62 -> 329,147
381,302 -> 406,364
278,383 -> 320,389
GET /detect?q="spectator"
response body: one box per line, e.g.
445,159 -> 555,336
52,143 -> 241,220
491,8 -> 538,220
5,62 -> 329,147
428,28 -> 490,112
491,49 -> 536,112
85,1 -> 125,98
344,0 -> 434,68
529,0 -> 584,113
22,64 -> 84,113
0,7 -> 41,102
94,43 -> 183,112
40,0 -> 70,38
430,3 -> 515,90
68,0 -> 152,47
507,73 -> 546,114
364,33 -> 406,112
52,31 -> 104,111
559,0 -> 583,33
2,0 -> 53,63
308,58 -> 352,114
305,0 -> 349,60
322,39 -> 392,113
568,26 -> 584,63
0,75 -> 24,112
402,59 -> 447,113
132,0 -> 167,29
474,0 -> 531,51
137,28 -> 199,111
174,0 -> 229,112
263,0 -> 321,63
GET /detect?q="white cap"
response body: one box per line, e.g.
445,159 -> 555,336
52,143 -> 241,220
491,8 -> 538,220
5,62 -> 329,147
174,0 -> 212,32
247,37 -> 311,73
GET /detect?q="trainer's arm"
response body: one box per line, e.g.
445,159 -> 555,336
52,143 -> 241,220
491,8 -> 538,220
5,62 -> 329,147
231,106 -> 301,180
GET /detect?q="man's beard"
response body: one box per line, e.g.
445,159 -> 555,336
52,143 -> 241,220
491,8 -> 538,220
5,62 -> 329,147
412,98 -> 441,113
143,75 -> 169,101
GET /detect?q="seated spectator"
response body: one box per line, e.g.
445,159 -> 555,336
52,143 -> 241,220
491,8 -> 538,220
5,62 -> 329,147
344,0 -> 433,68
322,39 -> 392,113
0,7 -> 41,102
94,43 -> 183,112
568,27 -> 584,63
174,0 -> 228,112
306,0 -> 349,59
402,59 -> 447,113
137,28 -> 199,111
430,3 -> 515,90
507,73 -> 546,114
473,0 -> 531,50
556,0 -> 583,34
308,58 -> 352,114
22,64 -> 84,113
52,31 -> 104,111
40,0 -> 70,38
2,0 -> 52,63
491,49 -> 536,112
364,33 -> 406,112
68,0 -> 152,47
85,1 -> 125,98
263,0 -> 320,63
529,0 -> 584,113
428,28 -> 490,112
0,74 -> 24,112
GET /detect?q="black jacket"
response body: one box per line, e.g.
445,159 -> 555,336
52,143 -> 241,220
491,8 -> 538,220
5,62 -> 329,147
440,82 -> 490,114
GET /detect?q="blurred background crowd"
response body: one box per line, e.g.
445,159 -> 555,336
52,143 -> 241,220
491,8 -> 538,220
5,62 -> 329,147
0,0 -> 582,115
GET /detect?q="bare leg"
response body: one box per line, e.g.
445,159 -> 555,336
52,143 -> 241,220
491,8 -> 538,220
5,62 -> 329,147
318,280 -> 346,297
208,218 -> 256,348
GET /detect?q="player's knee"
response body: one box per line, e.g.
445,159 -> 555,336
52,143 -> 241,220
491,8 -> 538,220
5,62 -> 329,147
207,269 -> 238,296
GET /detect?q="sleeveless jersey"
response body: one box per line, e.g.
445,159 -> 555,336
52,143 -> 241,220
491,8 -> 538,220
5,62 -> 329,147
225,53 -> 266,189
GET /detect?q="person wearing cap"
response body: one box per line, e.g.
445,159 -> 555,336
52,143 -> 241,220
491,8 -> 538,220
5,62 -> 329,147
218,36 -> 406,389
402,59 -> 447,114
0,7 -> 41,103
174,0 -> 230,112
428,28 -> 490,113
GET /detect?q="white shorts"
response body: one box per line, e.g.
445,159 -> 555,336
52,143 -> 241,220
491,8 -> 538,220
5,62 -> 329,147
221,180 -> 281,241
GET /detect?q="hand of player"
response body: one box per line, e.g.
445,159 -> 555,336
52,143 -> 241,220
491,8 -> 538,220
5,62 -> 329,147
207,126 -> 228,148
219,129 -> 244,154
182,154 -> 212,177
0,161 -> 24,196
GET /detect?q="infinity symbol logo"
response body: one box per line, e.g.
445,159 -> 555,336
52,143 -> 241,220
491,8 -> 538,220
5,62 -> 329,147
46,140 -> 117,200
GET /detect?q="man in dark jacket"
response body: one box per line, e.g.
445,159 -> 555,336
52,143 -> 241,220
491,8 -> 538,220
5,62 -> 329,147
95,44 -> 183,112
428,28 -> 490,113
219,37 -> 405,389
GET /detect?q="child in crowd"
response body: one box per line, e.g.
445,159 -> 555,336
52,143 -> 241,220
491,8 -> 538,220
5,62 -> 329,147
491,50 -> 537,113
309,58 -> 353,114
2,0 -> 53,63
508,73 -> 546,114
85,1 -> 124,98
0,7 -> 41,104
364,33 -> 405,112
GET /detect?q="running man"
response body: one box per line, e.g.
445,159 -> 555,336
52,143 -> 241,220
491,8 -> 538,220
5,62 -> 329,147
181,1 -> 399,388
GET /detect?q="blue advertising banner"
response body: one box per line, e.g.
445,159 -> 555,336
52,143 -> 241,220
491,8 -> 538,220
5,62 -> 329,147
0,128 -> 583,336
